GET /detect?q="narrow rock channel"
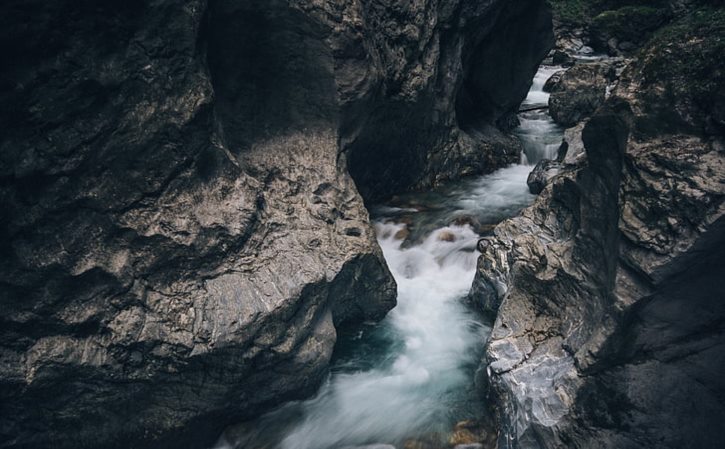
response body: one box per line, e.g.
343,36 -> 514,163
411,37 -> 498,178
3,2 -> 723,449
214,64 -> 563,449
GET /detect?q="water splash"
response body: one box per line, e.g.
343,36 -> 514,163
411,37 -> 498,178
214,63 -> 564,449
276,224 -> 485,449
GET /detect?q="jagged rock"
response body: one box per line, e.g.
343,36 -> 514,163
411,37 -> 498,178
0,3 -> 400,449
542,70 -> 566,93
561,122 -> 587,165
551,50 -> 574,66
473,9 -> 725,449
342,0 -> 554,200
0,0 -> 554,448
548,63 -> 610,127
590,5 -> 671,55
526,160 -> 562,194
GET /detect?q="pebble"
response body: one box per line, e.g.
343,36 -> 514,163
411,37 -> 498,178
438,230 -> 456,242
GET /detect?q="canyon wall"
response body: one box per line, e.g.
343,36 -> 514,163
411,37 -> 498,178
473,6 -> 725,448
0,1 -> 552,448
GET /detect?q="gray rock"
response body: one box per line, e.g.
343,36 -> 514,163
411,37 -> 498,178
526,159 -> 561,194
548,63 -> 610,127
473,19 -> 725,449
0,0 -> 554,448
454,445 -> 484,449
607,37 -> 620,55
561,122 -> 587,165
542,70 -> 566,93
342,0 -> 555,200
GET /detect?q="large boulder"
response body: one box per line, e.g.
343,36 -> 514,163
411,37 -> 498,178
589,5 -> 671,55
548,63 -> 611,127
0,0 -> 553,448
473,7 -> 725,449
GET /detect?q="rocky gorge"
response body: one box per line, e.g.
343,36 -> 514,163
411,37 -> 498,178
472,2 -> 725,448
1,1 -> 723,449
0,0 -> 552,448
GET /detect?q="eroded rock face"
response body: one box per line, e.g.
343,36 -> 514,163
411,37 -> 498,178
473,9 -> 725,449
0,0 -> 553,448
0,2 -> 396,448
343,0 -> 554,201
548,63 -> 611,128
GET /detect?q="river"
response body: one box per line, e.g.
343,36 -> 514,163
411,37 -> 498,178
214,63 -> 563,449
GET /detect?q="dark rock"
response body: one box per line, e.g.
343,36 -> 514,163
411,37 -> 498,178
0,0 -> 554,448
473,9 -> 725,449
402,439 -> 436,449
548,63 -> 609,127
496,112 -> 522,132
346,0 -> 555,201
617,40 -> 636,51
526,159 -> 562,194
542,70 -> 566,93
551,50 -> 574,66
590,6 -> 671,55
556,140 -> 568,161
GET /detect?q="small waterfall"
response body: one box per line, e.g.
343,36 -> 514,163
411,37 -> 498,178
516,65 -> 564,165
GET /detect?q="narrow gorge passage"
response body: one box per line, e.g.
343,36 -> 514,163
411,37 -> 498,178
213,64 -> 563,449
4,2 -> 723,448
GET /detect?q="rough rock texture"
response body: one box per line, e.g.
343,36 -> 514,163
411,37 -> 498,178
589,4 -> 672,55
0,2 -> 396,448
548,63 -> 611,128
0,1 -> 553,448
526,159 -> 562,195
473,7 -> 725,449
343,0 -> 555,200
546,0 -> 676,56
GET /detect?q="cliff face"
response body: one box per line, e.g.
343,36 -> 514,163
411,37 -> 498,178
0,1 -> 552,448
473,7 -> 725,448
343,0 -> 554,201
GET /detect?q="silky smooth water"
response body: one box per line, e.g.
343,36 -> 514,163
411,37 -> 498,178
517,65 -> 564,165
214,64 -> 563,449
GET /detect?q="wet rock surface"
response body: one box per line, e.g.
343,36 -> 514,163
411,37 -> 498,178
474,7 -> 725,449
0,0 -> 553,448
548,63 -> 610,127
344,0 -> 554,200
526,159 -> 562,195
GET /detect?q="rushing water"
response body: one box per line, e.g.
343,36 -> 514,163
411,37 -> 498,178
214,65 -> 563,449
518,65 -> 563,165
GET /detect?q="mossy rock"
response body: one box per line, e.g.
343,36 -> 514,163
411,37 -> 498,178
624,7 -> 725,135
591,6 -> 670,44
589,0 -> 668,12
547,0 -> 591,26
546,0 -> 669,27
